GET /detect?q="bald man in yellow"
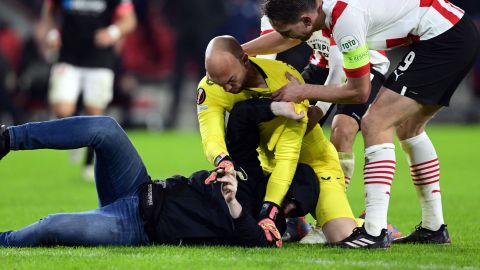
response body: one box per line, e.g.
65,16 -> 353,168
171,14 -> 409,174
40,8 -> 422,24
197,35 -> 358,243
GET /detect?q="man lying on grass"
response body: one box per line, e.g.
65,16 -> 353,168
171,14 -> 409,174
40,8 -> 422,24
0,105 -> 318,247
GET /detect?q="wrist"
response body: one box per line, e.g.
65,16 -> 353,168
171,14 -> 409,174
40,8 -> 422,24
299,84 -> 307,101
259,201 -> 280,221
46,28 -> 59,42
107,24 -> 121,41
270,102 -> 280,116
214,152 -> 231,166
227,199 -> 242,219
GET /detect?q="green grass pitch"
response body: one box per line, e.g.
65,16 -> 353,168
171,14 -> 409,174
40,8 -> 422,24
1,125 -> 479,270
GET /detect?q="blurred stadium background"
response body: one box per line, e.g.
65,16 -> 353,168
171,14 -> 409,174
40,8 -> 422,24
1,1 -> 480,268
0,0 -> 479,130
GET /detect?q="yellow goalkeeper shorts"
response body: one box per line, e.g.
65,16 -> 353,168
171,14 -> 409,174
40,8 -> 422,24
299,125 -> 356,226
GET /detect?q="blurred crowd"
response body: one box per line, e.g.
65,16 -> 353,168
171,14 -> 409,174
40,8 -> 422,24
0,0 -> 479,128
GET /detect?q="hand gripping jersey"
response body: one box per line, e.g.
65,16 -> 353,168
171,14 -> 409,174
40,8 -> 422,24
197,57 -> 355,224
322,0 -> 464,77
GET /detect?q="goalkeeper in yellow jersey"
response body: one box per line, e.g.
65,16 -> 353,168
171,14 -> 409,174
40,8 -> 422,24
197,35 -> 359,244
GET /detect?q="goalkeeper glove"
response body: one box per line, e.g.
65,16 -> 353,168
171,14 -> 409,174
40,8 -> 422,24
258,202 -> 282,247
204,153 -> 248,185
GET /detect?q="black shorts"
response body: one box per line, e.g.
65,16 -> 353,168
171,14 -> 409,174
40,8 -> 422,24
384,14 -> 480,106
335,68 -> 385,127
300,63 -> 385,127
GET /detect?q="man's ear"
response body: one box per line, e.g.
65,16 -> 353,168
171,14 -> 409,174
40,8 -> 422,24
241,53 -> 249,64
301,15 -> 313,27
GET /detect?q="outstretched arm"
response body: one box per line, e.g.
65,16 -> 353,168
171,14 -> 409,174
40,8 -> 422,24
272,72 -> 371,104
272,7 -> 374,105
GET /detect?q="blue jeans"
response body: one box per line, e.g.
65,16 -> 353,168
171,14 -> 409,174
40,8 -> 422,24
0,116 -> 150,247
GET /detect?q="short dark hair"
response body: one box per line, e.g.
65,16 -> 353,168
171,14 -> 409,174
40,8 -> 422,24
262,0 -> 317,25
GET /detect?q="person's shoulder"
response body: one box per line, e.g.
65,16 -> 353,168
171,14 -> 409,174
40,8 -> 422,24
324,0 -> 366,31
322,0 -> 343,19
198,76 -> 223,93
197,76 -> 234,108
253,57 -> 303,81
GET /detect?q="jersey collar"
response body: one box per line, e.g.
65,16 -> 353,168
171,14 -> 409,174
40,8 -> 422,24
243,57 -> 272,95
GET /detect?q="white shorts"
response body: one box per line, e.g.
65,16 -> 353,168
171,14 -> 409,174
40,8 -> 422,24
48,63 -> 114,109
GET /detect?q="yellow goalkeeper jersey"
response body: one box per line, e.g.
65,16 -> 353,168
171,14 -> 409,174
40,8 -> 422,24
197,57 -> 349,220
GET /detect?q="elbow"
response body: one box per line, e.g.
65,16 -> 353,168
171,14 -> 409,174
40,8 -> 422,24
354,90 -> 370,104
344,71 -> 371,103
349,84 -> 371,104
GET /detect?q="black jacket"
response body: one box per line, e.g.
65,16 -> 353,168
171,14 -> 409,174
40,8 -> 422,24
139,170 -> 283,247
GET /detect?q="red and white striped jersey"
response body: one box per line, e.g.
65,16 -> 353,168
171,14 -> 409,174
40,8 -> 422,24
258,16 -> 279,60
260,15 -> 276,36
305,29 -> 334,69
260,15 -> 389,75
324,0 -> 464,50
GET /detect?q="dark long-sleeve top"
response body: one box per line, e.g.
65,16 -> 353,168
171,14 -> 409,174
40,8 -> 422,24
139,170 -> 285,247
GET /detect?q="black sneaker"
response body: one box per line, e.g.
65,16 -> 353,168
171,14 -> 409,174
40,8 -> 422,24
393,223 -> 451,244
0,125 -> 10,160
329,226 -> 390,249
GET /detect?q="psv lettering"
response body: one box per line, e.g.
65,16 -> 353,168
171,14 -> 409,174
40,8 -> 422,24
312,43 -> 329,53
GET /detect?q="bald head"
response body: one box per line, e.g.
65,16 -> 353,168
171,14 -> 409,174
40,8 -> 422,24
205,35 -> 246,80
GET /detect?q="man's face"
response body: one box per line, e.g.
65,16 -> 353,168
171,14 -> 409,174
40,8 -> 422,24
271,19 -> 315,42
206,56 -> 247,94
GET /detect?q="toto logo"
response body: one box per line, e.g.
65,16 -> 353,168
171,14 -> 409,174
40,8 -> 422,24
340,35 -> 360,51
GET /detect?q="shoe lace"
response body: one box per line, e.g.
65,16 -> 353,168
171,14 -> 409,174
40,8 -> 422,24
414,222 -> 423,231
